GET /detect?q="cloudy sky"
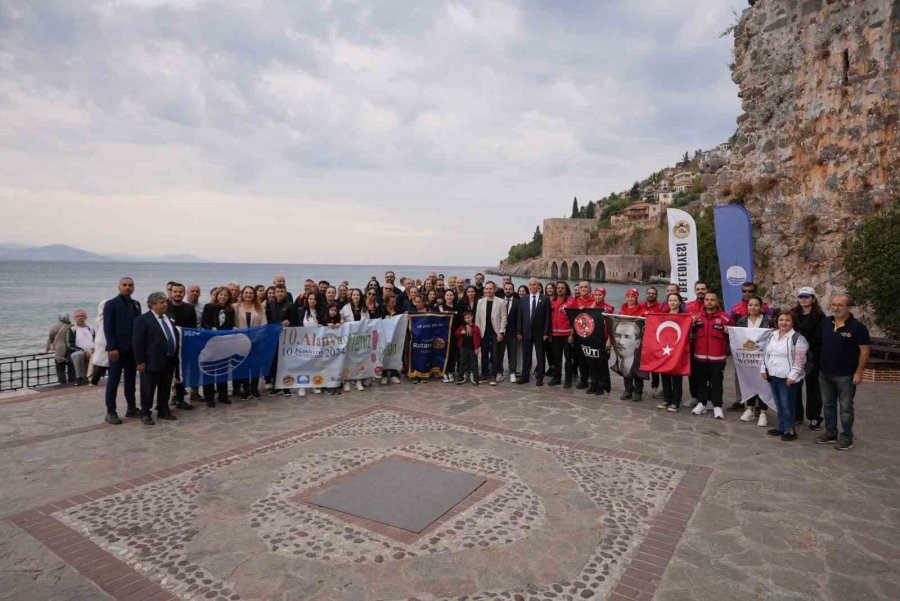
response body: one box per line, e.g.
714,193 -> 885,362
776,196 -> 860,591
0,0 -> 746,265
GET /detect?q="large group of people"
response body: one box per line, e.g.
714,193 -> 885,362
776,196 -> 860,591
49,270 -> 870,450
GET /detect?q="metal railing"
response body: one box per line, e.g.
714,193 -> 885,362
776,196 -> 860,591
0,352 -> 61,392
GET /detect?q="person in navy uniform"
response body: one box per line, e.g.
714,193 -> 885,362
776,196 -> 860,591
103,277 -> 141,425
132,291 -> 181,426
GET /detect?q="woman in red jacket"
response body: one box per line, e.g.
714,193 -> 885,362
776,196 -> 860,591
549,281 -> 576,388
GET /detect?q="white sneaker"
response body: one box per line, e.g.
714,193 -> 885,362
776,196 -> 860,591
713,407 -> 725,419
740,408 -> 754,422
381,376 -> 388,385
692,402 -> 707,416
343,382 -> 350,392
757,412 -> 768,427
495,373 -> 503,384
510,373 -> 517,383
355,380 -> 364,391
298,388 -> 306,397
312,387 -> 321,394
390,376 -> 401,384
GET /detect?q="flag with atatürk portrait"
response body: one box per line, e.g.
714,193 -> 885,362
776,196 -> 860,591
640,313 -> 693,376
603,314 -> 647,379
565,308 -> 608,361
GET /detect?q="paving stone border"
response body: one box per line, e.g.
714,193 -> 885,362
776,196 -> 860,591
5,404 -> 712,601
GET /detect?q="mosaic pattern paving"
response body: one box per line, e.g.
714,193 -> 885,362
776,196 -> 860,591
7,405 -> 712,601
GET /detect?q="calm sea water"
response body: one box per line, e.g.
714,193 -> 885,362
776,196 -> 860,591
0,261 -> 638,357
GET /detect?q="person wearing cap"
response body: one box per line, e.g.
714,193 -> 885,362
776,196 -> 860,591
616,289 -> 647,401
815,294 -> 870,451
592,287 -> 614,313
790,286 -> 825,430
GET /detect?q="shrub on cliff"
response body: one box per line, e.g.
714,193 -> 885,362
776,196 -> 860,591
506,226 -> 543,264
845,208 -> 900,337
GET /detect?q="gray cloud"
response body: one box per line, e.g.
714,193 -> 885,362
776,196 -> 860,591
0,0 -> 747,263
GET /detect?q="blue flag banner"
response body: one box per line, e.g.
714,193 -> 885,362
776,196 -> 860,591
180,324 -> 282,387
407,313 -> 453,378
714,205 -> 755,313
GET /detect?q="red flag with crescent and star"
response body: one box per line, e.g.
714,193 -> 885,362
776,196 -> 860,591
639,313 -> 693,376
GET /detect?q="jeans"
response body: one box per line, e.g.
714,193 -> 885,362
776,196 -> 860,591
650,371 -> 660,388
503,335 -> 519,376
457,347 -> 478,380
820,373 -> 856,439
769,377 -> 800,434
623,376 -> 644,396
550,336 -> 572,383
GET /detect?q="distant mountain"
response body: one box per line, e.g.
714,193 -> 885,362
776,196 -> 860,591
0,244 -> 206,263
0,244 -> 108,262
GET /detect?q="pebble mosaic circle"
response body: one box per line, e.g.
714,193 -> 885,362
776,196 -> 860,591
54,410 -> 683,601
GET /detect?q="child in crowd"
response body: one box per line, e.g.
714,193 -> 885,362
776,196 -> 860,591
454,310 -> 481,385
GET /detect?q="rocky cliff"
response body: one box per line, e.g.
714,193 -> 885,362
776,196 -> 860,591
707,0 -> 899,303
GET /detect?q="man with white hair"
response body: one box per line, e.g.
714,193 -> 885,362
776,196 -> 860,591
65,310 -> 95,386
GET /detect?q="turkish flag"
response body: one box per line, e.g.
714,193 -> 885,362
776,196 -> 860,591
640,313 -> 693,375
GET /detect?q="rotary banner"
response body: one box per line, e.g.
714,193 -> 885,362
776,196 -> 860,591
728,326 -> 776,409
407,313 -> 454,378
275,317 -> 408,388
639,313 -> 693,376
180,324 -> 282,388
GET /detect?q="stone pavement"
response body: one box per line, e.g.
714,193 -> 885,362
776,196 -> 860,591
0,374 -> 897,601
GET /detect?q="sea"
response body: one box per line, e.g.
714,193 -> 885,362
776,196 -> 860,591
0,261 -> 640,357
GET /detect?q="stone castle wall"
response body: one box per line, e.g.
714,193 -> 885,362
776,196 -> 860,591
706,0 -> 899,302
541,218 -> 592,257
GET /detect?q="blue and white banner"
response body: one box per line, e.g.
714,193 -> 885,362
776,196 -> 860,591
275,317 -> 408,388
180,324 -> 282,387
667,208 -> 699,297
715,205 -> 755,312
407,313 -> 454,377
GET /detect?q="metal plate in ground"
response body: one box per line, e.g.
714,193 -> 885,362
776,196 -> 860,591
308,457 -> 487,533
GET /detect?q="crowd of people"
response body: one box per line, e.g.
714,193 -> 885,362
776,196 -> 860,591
48,270 -> 870,450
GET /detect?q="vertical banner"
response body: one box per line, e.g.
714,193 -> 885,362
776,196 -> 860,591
407,313 -> 454,377
640,313 -> 693,376
728,327 -> 776,409
275,324 -> 349,388
180,324 -> 282,387
714,205 -> 755,313
603,314 -> 648,380
342,320 -> 381,381
667,208 -> 699,297
377,314 -> 408,372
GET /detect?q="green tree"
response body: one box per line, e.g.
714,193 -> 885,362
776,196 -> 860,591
629,182 -> 640,200
532,225 -> 542,245
845,208 -> 900,336
585,200 -> 596,219
695,209 -> 722,294
571,197 -> 579,218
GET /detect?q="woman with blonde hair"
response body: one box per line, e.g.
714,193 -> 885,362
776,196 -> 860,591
233,285 -> 267,399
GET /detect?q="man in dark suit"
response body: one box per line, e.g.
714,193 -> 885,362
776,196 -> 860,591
103,277 -> 141,425
133,291 -> 180,426
500,282 -> 520,382
516,277 -> 551,385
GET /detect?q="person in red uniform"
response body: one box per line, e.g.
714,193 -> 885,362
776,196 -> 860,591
691,291 -> 732,419
549,282 -> 577,387
729,281 -> 771,322
685,281 -> 708,315
575,281 -> 596,309
617,289 -> 648,401
592,287 -> 614,313
641,287 -> 663,397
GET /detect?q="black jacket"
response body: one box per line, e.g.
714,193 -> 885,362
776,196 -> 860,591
266,298 -> 294,325
201,304 -> 235,330
794,310 -> 824,360
103,294 -> 141,353
517,293 -> 552,340
167,300 -> 198,328
501,295 -> 520,337
132,311 -> 180,372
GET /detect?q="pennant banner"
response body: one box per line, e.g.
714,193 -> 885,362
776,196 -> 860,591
715,205 -> 755,313
275,318 -> 408,388
407,313 -> 454,377
667,208 -> 699,297
604,314 -> 648,379
180,324 -> 282,388
378,314 -> 408,373
564,308 -> 608,360
640,313 -> 693,376
728,326 -> 776,410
